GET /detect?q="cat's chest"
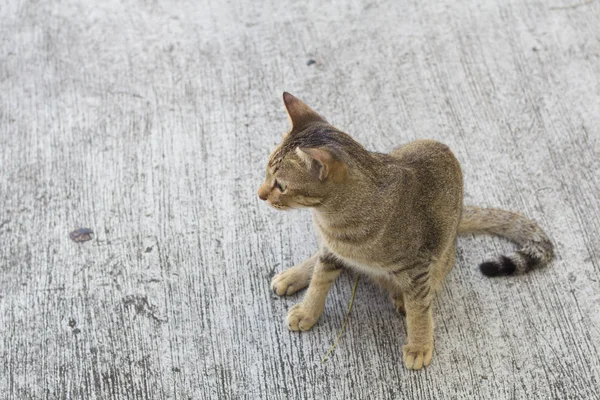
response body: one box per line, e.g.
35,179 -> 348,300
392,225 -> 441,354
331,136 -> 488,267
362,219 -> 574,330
317,225 -> 391,276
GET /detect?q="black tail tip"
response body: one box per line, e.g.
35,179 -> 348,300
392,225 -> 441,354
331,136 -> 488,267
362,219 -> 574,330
479,256 -> 517,277
479,261 -> 501,277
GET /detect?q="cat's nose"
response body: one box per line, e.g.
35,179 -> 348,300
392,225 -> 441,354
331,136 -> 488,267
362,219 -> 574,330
258,187 -> 268,201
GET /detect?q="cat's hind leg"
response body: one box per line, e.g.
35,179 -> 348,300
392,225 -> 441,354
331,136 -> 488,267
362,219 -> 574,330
271,253 -> 317,296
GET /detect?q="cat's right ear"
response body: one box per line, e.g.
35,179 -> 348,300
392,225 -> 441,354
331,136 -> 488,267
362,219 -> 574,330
283,92 -> 327,131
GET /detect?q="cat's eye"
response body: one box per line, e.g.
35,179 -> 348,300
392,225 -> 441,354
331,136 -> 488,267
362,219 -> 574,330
274,180 -> 286,192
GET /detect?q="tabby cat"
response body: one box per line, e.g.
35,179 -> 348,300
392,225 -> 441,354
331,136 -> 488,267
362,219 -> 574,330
257,93 -> 554,370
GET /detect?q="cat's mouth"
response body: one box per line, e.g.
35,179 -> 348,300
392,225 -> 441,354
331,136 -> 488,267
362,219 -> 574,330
269,199 -> 322,210
268,202 -> 291,211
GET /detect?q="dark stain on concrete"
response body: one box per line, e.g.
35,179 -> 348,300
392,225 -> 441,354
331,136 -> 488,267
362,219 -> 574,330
70,228 -> 94,243
122,294 -> 166,323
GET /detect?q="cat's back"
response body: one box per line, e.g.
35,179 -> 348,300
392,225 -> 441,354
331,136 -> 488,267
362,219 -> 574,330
388,139 -> 463,220
389,140 -> 462,182
390,139 -> 453,162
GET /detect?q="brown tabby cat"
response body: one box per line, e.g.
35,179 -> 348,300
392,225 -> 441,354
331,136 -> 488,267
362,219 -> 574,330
257,93 -> 554,370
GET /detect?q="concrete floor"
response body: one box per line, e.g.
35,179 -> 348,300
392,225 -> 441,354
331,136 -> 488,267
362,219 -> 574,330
1,0 -> 599,399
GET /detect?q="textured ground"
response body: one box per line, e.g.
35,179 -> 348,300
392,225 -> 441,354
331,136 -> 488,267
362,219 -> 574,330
1,0 -> 600,399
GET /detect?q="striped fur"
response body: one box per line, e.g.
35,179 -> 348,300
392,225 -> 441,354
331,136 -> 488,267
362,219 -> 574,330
459,206 -> 554,276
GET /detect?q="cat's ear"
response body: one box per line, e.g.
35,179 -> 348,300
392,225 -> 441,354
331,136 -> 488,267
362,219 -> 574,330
297,147 -> 347,183
283,92 -> 327,131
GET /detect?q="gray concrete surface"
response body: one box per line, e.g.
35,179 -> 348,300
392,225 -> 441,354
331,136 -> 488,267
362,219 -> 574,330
1,0 -> 600,399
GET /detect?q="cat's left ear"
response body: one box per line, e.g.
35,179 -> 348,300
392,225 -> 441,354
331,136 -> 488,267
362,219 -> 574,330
297,147 -> 347,183
283,92 -> 327,131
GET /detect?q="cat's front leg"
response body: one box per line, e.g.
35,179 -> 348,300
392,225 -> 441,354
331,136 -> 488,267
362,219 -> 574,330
402,271 -> 434,370
286,253 -> 342,331
271,253 -> 318,296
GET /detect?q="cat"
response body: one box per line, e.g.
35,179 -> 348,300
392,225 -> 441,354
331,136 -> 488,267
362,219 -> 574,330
258,92 -> 554,370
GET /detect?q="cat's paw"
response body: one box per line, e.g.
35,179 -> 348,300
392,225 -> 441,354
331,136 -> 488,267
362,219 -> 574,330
271,269 -> 309,296
402,343 -> 433,370
390,293 -> 405,314
286,303 -> 320,331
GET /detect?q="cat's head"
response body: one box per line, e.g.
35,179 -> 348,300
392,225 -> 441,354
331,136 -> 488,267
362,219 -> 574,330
257,93 -> 348,210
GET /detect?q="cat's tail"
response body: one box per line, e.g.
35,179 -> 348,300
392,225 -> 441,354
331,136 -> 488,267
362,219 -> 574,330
458,206 -> 554,277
